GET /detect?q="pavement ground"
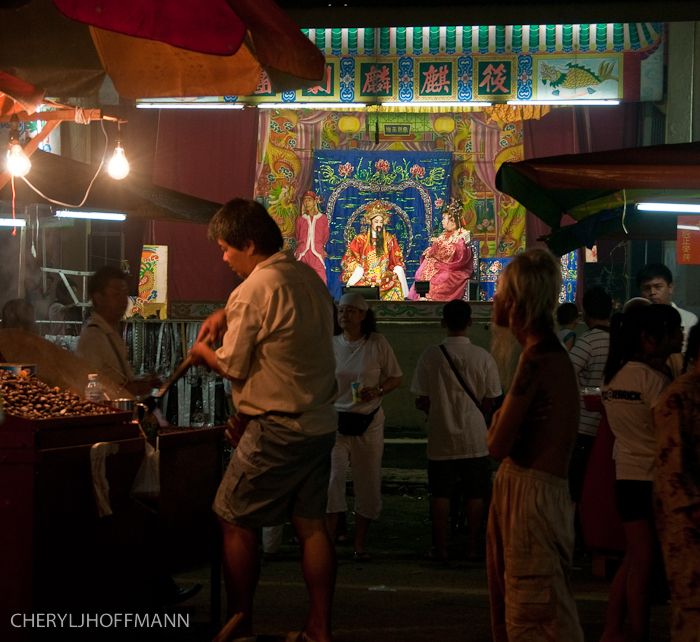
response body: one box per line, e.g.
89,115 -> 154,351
169,483 -> 672,642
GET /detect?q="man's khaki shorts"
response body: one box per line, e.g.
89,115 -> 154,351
213,415 -> 336,528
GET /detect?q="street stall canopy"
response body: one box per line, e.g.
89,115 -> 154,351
0,0 -> 326,102
0,149 -> 223,223
495,141 -> 700,255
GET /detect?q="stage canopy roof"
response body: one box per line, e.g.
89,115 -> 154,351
495,142 -> 700,255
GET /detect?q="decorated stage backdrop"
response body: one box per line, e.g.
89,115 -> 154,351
313,150 -> 452,300
254,110 -> 526,263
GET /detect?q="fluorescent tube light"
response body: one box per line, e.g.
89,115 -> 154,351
507,99 -> 620,106
678,225 -> 700,231
0,218 -> 27,227
257,103 -> 367,109
637,203 -> 700,214
382,101 -> 492,107
136,103 -> 245,109
55,211 -> 127,221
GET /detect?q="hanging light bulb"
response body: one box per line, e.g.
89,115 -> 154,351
7,142 -> 31,177
108,139 -> 130,180
6,114 -> 31,177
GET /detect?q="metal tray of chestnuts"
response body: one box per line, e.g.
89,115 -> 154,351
1,371 -> 136,450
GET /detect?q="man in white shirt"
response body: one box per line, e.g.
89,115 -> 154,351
76,266 -> 152,398
190,199 -> 337,642
77,266 -> 196,604
637,262 -> 698,350
411,300 -> 502,560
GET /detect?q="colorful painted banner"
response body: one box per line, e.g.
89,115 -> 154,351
560,250 -> 578,302
137,25 -> 662,108
314,150 -> 452,300
479,257 -> 515,301
130,245 -> 168,318
254,110 -> 526,279
239,24 -> 662,106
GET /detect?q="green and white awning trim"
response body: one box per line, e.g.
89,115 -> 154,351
301,24 -> 663,57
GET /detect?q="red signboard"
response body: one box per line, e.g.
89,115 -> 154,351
677,215 -> 700,265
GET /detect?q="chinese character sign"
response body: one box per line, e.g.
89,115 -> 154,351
359,63 -> 393,96
302,64 -> 335,97
254,71 -> 274,96
384,124 -> 411,136
418,62 -> 453,96
678,216 -> 700,265
477,61 -> 512,96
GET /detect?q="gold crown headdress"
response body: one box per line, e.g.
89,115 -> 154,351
363,200 -> 392,225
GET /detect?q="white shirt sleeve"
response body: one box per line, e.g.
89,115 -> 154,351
376,334 -> 402,380
483,354 -> 503,398
569,336 -> 591,377
644,368 -> 670,409
410,351 -> 430,396
216,298 -> 264,379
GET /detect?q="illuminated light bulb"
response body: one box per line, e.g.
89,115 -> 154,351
108,143 -> 129,180
7,142 -> 31,177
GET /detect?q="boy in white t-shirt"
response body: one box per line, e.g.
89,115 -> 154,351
412,300 -> 501,560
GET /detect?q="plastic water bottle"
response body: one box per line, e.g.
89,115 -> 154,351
85,374 -> 105,404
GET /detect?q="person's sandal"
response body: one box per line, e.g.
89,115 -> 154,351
353,550 -> 372,562
424,547 -> 448,562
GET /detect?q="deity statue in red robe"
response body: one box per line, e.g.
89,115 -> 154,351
340,200 -> 409,301
407,199 -> 473,301
294,191 -> 329,284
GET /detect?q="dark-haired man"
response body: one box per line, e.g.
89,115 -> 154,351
190,199 -> 338,642
77,266 -> 197,603
637,262 -> 698,350
77,266 -> 136,389
411,300 -> 501,560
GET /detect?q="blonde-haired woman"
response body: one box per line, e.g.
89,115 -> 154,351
486,249 -> 583,642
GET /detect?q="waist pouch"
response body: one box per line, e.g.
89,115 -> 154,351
337,407 -> 379,436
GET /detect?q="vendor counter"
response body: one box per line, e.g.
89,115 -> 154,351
0,411 -> 225,642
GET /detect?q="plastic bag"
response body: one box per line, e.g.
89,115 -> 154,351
130,437 -> 160,500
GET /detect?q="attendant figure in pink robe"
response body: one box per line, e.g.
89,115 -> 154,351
407,199 -> 473,301
295,191 -> 329,284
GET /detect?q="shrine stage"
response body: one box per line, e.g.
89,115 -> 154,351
370,299 -> 492,326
